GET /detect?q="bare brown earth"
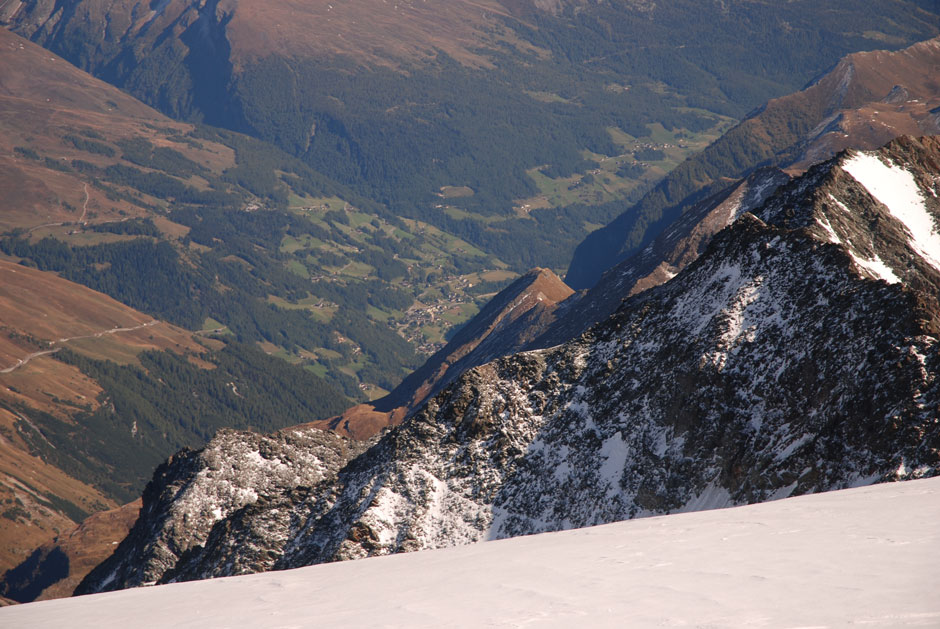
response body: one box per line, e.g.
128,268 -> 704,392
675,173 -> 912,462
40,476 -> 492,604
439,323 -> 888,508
0,28 -> 306,587
227,0 -> 541,68
32,500 -> 141,603
0,260 -> 203,368
746,37 -> 940,173
4,0 -> 543,71
306,404 -> 406,441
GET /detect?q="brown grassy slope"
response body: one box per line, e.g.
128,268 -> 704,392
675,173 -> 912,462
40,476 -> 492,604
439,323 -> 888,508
722,36 -> 940,175
228,0 -> 539,68
0,404 -> 118,577
6,0 -> 537,70
786,38 -> 940,170
0,27 -> 236,232
0,27 -> 240,583
18,500 -> 142,603
0,258 -> 203,574
0,259 -> 203,368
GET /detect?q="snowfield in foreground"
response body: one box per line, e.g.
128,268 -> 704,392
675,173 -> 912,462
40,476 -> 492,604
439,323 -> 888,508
4,478 -> 939,628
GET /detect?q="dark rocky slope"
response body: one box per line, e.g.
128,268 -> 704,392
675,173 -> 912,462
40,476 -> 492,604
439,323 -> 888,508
78,136 -> 940,594
532,167 -> 790,350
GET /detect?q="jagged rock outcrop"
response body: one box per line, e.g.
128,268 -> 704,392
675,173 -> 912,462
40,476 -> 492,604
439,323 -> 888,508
78,136 -> 940,595
532,167 -> 790,349
78,426 -> 368,591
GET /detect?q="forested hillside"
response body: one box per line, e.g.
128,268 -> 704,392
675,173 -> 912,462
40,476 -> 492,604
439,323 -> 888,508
7,0 -> 938,272
0,26 -> 509,577
0,27 -> 518,402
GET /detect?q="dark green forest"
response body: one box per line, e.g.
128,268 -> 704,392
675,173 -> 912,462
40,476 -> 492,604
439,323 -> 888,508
6,344 -> 349,504
25,0 -> 938,277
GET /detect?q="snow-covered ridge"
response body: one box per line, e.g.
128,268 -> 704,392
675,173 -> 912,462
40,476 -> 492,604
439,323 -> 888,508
7,478 -> 940,628
843,150 -> 940,271
758,137 -> 940,301
79,427 -> 367,590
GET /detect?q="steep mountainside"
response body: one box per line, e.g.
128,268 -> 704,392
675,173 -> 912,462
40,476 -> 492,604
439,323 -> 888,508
0,257 -> 203,575
375,35 -> 940,413
330,170 -> 789,440
379,269 -> 571,412
1,26 -> 528,410
79,136 -> 940,593
0,499 -> 140,603
310,34 -> 940,440
567,35 -> 940,289
79,426 -> 369,591
533,168 -> 791,349
0,26 -> 372,586
6,2 -> 937,272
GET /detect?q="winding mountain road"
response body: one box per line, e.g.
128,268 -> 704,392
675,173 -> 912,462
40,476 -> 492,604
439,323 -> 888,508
0,320 -> 159,374
0,348 -> 61,374
27,183 -> 90,232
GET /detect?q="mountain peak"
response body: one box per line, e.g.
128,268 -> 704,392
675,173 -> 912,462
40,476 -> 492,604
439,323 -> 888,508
566,35 -> 940,290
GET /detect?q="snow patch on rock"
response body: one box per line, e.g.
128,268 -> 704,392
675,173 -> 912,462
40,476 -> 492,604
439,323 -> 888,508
843,152 -> 940,271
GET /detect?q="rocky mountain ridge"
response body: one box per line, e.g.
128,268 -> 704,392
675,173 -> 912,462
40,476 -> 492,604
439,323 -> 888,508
566,35 -> 940,289
79,426 -> 370,590
316,170 -> 791,441
78,136 -> 940,594
531,167 -> 792,350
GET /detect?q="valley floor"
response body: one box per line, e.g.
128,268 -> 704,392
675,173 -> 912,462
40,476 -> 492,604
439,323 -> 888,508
3,477 -> 938,628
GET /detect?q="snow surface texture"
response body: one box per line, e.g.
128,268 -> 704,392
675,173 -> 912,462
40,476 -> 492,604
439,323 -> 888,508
843,151 -> 940,271
6,478 -> 940,628
77,138 -> 940,594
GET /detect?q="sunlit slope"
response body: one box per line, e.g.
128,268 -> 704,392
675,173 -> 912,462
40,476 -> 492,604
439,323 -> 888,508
0,258 -> 202,575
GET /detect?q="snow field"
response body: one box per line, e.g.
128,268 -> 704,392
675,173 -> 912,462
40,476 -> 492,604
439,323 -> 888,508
4,477 -> 939,628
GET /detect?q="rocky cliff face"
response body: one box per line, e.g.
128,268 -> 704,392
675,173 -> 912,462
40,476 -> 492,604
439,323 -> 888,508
78,426 -> 368,591
79,137 -> 940,594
